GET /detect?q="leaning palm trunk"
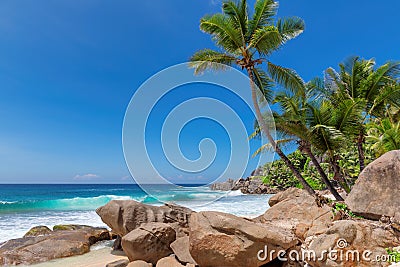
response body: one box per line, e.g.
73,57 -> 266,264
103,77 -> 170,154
329,157 -> 351,193
247,68 -> 316,196
301,142 -> 343,200
357,131 -> 365,172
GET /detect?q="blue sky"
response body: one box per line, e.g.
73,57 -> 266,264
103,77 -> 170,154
0,0 -> 399,184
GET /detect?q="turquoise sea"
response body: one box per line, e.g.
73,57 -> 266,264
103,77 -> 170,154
0,184 -> 272,242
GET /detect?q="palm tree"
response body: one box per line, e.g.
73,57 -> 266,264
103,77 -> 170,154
190,0 -> 316,195
367,118 -> 400,157
272,91 -> 344,200
251,95 -> 361,194
324,57 -> 400,171
305,99 -> 363,193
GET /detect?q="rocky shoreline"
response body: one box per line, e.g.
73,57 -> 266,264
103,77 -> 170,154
209,176 -> 283,194
0,224 -> 115,266
1,151 -> 399,267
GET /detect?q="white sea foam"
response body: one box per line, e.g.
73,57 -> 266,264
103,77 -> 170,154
0,188 -> 273,242
226,189 -> 244,197
0,210 -> 107,243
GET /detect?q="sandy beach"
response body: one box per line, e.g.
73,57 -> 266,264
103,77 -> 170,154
30,247 -> 127,267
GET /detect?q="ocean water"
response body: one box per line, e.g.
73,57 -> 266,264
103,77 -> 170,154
0,184 -> 272,242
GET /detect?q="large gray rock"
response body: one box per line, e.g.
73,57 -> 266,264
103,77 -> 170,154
255,188 -> 333,240
305,220 -> 400,267
210,179 -> 235,191
121,222 -> 176,265
346,150 -> 400,220
0,226 -> 112,266
211,177 -> 281,194
96,200 -> 193,237
189,211 -> 298,267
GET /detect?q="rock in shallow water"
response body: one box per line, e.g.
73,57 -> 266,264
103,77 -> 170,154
0,225 -> 112,265
209,178 -> 235,191
23,226 -> 52,238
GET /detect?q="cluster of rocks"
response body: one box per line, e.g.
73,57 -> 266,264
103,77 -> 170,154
96,201 -> 196,267
98,150 -> 400,267
210,176 -> 282,194
0,224 -> 114,265
1,150 -> 399,266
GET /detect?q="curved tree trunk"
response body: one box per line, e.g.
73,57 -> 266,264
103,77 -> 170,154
357,131 -> 365,172
246,67 -> 316,196
329,157 -> 351,193
302,143 -> 344,201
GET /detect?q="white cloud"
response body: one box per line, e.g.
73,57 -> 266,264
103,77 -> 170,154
73,173 -> 100,180
121,175 -> 131,181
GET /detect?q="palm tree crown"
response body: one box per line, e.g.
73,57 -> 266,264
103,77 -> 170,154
190,0 -> 306,100
191,0 -> 319,196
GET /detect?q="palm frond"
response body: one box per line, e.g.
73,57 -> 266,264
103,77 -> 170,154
274,92 -> 301,116
200,14 -> 243,53
364,61 -> 400,101
252,67 -> 274,102
252,138 -> 294,157
276,17 -> 305,42
306,77 -> 330,102
324,67 -> 342,95
332,99 -> 364,138
367,118 -> 400,156
306,102 -> 345,153
369,84 -> 400,117
267,62 -> 305,96
222,0 -> 248,45
247,0 -> 278,39
248,25 -> 282,55
339,57 -> 374,99
189,49 -> 237,74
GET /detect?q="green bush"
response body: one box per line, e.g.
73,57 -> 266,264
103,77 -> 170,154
259,150 -> 325,190
258,146 -> 375,191
386,248 -> 400,263
337,144 -> 375,185
332,202 -> 361,218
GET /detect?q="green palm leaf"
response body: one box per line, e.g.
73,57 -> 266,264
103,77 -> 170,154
252,67 -> 274,102
247,0 -> 278,39
189,49 -> 237,74
248,25 -> 282,54
276,17 -> 305,42
223,0 -> 248,45
200,14 -> 243,53
267,62 -> 305,96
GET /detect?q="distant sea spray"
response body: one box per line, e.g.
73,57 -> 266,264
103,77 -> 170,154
0,184 -> 271,242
